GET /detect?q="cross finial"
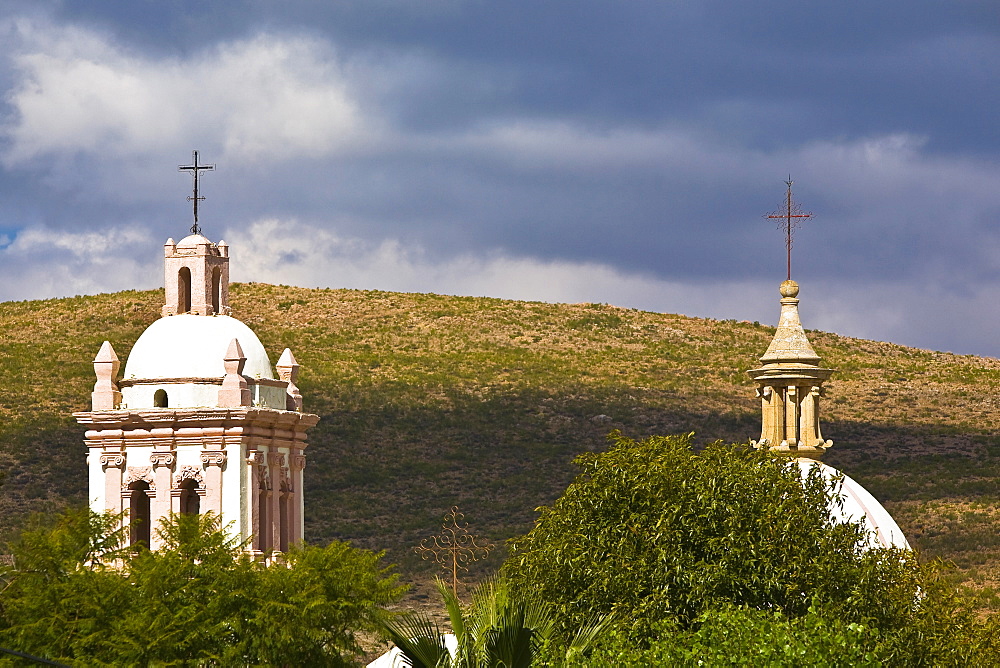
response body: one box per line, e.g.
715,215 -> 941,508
178,150 -> 216,235
766,176 -> 813,281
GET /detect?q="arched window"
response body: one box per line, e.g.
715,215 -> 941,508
128,481 -> 151,548
178,266 -> 191,313
153,389 -> 168,408
211,267 -> 222,315
179,478 -> 200,515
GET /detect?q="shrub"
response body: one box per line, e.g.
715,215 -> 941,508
0,509 -> 404,665
504,433 -> 999,664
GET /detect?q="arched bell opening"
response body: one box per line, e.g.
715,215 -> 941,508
127,481 -> 151,548
211,266 -> 222,315
178,266 -> 191,313
178,478 -> 201,515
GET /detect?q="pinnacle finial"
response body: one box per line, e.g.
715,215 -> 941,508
779,279 -> 799,298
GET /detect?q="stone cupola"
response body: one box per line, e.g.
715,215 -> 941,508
748,279 -> 833,459
162,234 -> 231,316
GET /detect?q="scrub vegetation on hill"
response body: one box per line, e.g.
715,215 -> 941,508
1,283 -> 999,611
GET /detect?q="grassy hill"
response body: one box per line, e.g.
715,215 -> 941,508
1,283 -> 999,610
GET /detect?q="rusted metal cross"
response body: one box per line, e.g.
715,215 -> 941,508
414,506 -> 493,597
767,177 -> 812,281
178,150 -> 215,235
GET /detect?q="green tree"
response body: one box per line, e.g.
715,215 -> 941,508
503,433 -> 999,665
589,605 -> 881,667
0,508 -> 404,665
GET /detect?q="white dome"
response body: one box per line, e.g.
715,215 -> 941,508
797,460 -> 910,550
124,314 -> 274,380
176,233 -> 212,247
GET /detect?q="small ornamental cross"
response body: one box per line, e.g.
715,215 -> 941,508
414,506 -> 493,597
178,150 -> 216,235
766,177 -> 813,281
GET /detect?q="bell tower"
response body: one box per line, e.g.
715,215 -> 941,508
76,232 -> 319,553
161,235 -> 231,316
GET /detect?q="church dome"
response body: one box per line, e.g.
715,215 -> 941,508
797,459 -> 910,550
176,233 -> 212,248
124,314 -> 274,380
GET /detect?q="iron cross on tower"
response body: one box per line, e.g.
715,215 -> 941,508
767,177 -> 813,281
178,150 -> 216,235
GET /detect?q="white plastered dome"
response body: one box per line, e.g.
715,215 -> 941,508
797,459 -> 910,550
176,233 -> 212,248
124,314 -> 274,380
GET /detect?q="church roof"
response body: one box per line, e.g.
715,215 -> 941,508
797,459 -> 910,550
123,314 -> 274,380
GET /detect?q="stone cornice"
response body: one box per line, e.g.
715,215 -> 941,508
747,365 -> 833,384
74,407 -> 319,431
119,377 -> 288,388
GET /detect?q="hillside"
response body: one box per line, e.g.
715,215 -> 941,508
1,284 -> 999,609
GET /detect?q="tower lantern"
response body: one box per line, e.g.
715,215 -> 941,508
748,280 -> 832,458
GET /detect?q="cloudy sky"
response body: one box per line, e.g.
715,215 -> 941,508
1,2 -> 999,357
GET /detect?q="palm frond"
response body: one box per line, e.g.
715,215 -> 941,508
378,612 -> 451,668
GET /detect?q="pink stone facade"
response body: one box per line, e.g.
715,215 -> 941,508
77,408 -> 317,551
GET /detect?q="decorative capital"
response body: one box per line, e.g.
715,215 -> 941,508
99,452 -> 124,468
290,454 -> 306,471
267,452 -> 286,467
201,450 -> 227,466
149,452 -> 175,468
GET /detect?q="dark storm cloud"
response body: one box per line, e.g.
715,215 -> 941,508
42,1 -> 999,147
2,1 -> 1000,355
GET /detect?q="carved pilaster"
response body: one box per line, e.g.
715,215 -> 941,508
289,451 -> 306,546
267,452 -> 284,551
201,451 -> 226,516
100,452 -> 124,514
